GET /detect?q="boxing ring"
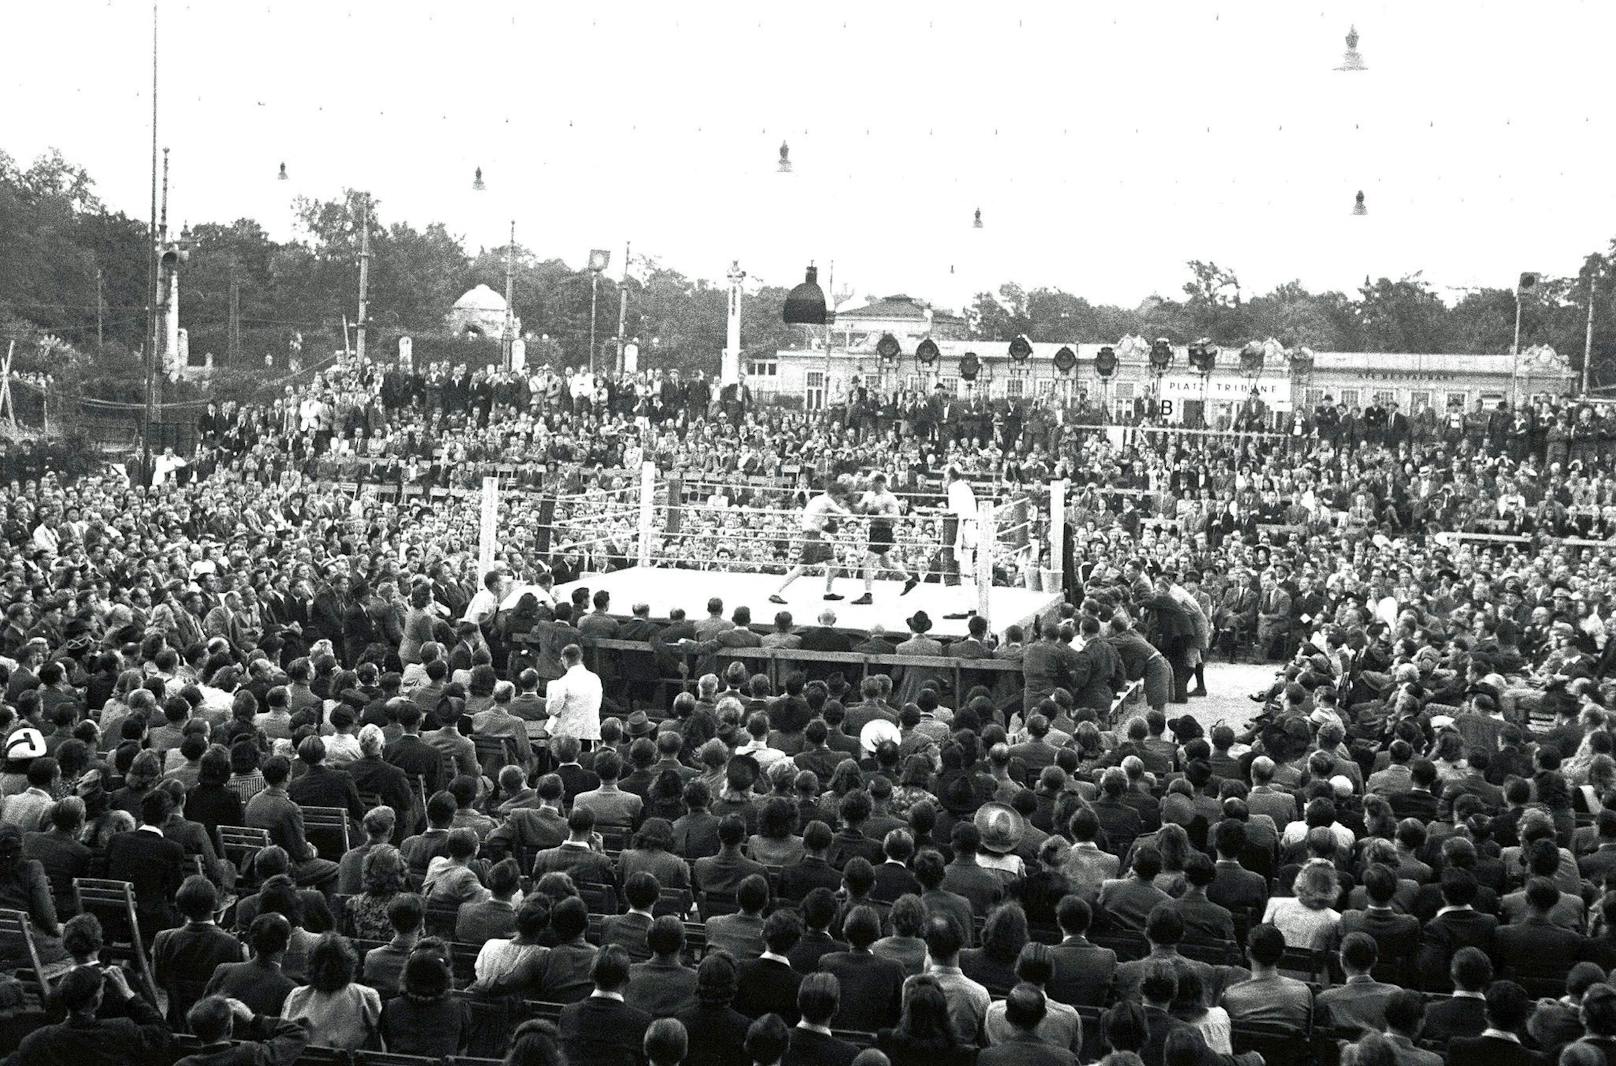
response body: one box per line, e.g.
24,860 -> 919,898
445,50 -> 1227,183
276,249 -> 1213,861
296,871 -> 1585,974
494,463 -> 1069,640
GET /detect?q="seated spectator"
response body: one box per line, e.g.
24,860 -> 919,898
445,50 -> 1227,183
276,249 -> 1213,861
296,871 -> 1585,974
16,965 -> 169,1065
626,915 -> 699,1017
1318,932 -> 1398,1036
151,874 -> 244,1028
736,910 -> 806,1021
707,873 -> 772,960
178,994 -> 310,1066
984,943 -> 1083,1055
360,892 -> 424,996
877,973 -> 978,1066
282,932 -> 382,1051
458,856 -> 523,943
336,804 -> 396,895
558,945 -> 652,1066
204,912 -> 298,1019
1220,924 -> 1312,1033
601,871 -> 661,962
1447,981 -> 1544,1066
379,949 -> 471,1058
344,844 -> 407,942
677,952 -> 755,1066
786,973 -> 860,1066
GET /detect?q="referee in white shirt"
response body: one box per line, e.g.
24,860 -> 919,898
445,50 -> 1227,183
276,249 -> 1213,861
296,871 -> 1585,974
544,644 -> 603,746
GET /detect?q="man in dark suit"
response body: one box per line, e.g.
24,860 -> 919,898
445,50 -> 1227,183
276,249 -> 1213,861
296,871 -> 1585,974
1421,948 -> 1493,1046
557,944 -> 652,1066
778,821 -> 842,902
789,889 -> 848,974
16,965 -> 170,1066
1492,878 -> 1583,988
532,807 -> 616,888
695,815 -> 768,897
104,789 -> 188,940
784,973 -> 860,1066
1336,864 -> 1420,963
285,735 -> 365,824
1046,897 -> 1117,1008
1417,870 -> 1498,991
382,700 -> 444,794
915,848 -> 978,948
1447,981 -> 1546,1066
1163,854 -> 1236,943
735,911 -> 807,1022
796,609 -> 854,680
819,904 -> 906,1033
152,875 -> 245,1028
1090,769 -> 1144,859
942,823 -> 1004,917
872,830 -> 922,902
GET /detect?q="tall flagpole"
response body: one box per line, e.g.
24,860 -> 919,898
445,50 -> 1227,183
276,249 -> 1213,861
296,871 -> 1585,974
142,0 -> 159,482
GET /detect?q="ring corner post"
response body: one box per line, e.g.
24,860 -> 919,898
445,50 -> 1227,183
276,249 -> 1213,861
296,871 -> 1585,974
976,499 -> 994,627
1049,478 -> 1067,596
478,475 -> 498,577
637,460 -> 657,569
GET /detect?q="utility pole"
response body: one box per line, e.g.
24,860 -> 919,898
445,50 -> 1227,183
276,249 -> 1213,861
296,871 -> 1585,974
1585,270 -> 1598,396
142,0 -> 159,481
502,219 -> 515,371
356,198 -> 371,362
615,240 -> 630,374
589,272 -> 600,376
95,267 -> 104,352
821,259 -> 835,410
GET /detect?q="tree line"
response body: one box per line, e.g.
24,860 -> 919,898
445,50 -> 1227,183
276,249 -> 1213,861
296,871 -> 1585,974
2,148 -> 1613,393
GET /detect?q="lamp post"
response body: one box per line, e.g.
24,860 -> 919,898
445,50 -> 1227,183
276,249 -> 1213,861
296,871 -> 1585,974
587,248 -> 611,375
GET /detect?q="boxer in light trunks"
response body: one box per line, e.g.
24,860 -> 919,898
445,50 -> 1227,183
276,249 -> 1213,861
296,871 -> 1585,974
852,473 -> 918,605
770,480 -> 855,603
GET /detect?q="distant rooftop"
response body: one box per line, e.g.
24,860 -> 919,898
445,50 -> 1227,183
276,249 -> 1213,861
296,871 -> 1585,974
838,294 -> 963,323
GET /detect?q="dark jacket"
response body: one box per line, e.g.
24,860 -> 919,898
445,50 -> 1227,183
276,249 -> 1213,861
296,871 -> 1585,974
1047,937 -> 1118,1007
819,950 -> 906,1032
173,1014 -> 309,1066
15,986 -> 172,1066
557,994 -> 652,1066
1445,1035 -> 1546,1066
784,1027 -> 861,1066
735,956 -> 805,1021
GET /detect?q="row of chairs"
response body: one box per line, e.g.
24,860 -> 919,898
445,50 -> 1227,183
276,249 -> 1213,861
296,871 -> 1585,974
170,1038 -> 501,1066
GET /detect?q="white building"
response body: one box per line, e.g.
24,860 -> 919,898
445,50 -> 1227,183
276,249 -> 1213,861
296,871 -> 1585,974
751,336 -> 1577,424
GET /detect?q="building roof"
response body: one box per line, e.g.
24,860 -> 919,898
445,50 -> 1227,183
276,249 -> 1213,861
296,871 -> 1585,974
452,284 -> 508,313
838,294 -> 962,323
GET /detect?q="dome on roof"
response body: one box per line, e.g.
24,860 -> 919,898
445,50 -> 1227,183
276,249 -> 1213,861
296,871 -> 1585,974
453,284 -> 508,313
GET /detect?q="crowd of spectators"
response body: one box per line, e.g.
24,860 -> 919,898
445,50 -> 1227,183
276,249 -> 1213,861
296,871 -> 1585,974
0,353 -> 1608,1066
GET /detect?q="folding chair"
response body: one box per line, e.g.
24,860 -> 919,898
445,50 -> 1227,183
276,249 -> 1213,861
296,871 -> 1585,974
355,1052 -> 439,1066
70,879 -> 159,1006
655,887 -> 694,919
523,1000 -> 565,1024
0,909 -> 51,1010
425,898 -> 462,939
217,825 -> 272,891
473,734 -> 519,781
296,1049 -> 354,1066
300,805 -> 353,858
578,882 -> 618,916
1232,1020 -> 1314,1066
598,825 -> 631,855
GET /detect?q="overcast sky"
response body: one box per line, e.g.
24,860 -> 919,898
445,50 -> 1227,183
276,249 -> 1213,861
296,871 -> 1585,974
8,0 -> 1616,313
